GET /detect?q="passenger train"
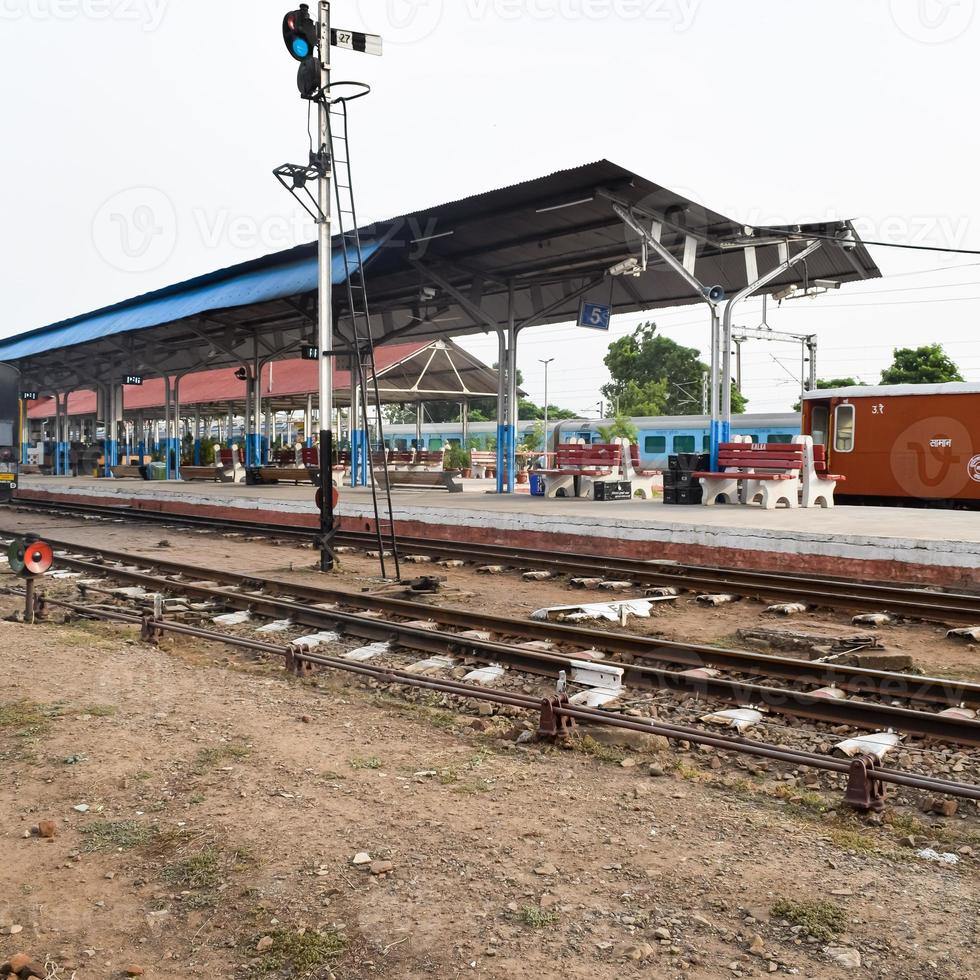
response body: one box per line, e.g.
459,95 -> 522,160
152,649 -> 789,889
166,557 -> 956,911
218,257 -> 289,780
383,412 -> 801,471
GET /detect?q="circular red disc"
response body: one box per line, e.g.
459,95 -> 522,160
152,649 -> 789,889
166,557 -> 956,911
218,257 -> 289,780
23,540 -> 53,576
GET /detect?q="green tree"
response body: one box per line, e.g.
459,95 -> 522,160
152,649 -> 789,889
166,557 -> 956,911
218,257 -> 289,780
596,414 -> 640,443
602,322 -> 747,416
880,344 -> 964,385
792,377 -> 863,412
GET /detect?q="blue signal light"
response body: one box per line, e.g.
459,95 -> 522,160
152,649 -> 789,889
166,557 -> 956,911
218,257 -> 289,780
291,36 -> 311,58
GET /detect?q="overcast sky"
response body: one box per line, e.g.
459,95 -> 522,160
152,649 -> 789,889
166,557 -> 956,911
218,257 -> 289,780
3,0 -> 979,415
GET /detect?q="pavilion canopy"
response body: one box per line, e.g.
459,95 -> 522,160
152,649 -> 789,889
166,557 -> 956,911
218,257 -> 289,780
25,338 -> 511,419
1,160 -> 880,397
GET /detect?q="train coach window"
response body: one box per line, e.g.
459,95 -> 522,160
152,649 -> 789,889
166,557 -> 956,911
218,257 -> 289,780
428,437 -> 443,450
702,435 -> 710,451
673,435 -> 695,452
644,435 -> 666,454
768,434 -> 794,444
834,405 -> 855,453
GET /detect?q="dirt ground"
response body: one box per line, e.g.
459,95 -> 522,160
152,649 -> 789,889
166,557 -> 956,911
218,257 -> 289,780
1,516 -> 980,979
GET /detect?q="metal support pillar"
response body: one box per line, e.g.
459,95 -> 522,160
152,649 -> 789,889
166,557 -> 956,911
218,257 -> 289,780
316,0 -> 336,572
495,330 -> 506,493
305,393 -> 314,448
193,410 -> 201,465
721,240 -> 823,442
505,282 -> 518,494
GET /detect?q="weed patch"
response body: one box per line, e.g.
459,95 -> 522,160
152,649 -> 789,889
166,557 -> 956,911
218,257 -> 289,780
252,927 -> 346,976
193,741 -> 252,771
771,898 -> 847,942
0,700 -> 62,737
349,756 -> 382,770
518,905 -> 559,929
81,820 -> 156,852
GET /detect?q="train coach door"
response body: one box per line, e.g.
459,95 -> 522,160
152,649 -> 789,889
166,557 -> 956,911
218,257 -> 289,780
808,401 -> 830,449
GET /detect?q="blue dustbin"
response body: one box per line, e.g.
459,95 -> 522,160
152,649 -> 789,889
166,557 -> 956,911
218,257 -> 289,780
529,473 -> 545,496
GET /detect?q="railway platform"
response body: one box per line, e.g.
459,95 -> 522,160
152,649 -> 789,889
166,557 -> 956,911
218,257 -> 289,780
14,474 -> 980,588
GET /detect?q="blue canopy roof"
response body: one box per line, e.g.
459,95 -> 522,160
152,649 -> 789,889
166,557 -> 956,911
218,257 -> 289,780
0,243 -> 378,362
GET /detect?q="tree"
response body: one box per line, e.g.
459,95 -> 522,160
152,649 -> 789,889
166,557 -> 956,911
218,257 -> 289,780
792,377 -> 863,412
602,322 -> 747,416
597,415 -> 640,443
880,344 -> 964,385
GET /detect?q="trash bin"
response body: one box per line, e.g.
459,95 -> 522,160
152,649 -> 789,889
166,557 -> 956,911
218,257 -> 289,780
146,462 -> 167,480
529,473 -> 545,496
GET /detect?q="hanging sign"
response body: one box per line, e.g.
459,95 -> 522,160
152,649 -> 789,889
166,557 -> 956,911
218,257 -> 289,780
578,301 -> 611,331
21,391 -> 38,401
125,375 -> 143,386
301,345 -> 320,360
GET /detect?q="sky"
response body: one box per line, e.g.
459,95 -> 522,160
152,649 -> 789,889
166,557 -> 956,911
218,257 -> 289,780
2,0 -> 980,416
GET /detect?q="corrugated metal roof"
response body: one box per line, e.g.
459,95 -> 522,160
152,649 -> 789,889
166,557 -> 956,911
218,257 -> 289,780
0,244 -> 377,362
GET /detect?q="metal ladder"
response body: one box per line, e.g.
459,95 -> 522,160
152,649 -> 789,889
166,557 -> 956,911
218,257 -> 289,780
328,98 -> 401,579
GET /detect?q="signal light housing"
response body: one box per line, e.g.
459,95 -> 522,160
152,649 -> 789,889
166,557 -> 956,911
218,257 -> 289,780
283,4 -> 317,63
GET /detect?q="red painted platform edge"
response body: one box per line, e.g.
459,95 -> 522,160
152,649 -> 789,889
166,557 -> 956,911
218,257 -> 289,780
14,487 -> 973,589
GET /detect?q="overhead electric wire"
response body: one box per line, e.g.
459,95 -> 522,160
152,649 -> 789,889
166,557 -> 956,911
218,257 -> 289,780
754,226 -> 980,256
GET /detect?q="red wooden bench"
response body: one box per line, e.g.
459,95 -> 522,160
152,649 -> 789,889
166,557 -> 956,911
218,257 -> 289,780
412,450 -> 445,470
694,442 -> 804,509
540,443 -> 623,499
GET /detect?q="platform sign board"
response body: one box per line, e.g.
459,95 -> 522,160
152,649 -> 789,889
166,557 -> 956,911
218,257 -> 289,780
124,375 -> 143,386
578,301 -> 611,331
301,345 -> 320,361
21,391 -> 37,401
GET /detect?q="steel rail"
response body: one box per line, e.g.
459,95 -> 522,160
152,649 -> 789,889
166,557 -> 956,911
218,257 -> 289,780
41,594 -> 980,804
35,550 -> 980,746
10,499 -> 980,624
15,532 -> 980,711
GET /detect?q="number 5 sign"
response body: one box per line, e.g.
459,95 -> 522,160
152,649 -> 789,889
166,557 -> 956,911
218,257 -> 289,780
578,301 -> 611,331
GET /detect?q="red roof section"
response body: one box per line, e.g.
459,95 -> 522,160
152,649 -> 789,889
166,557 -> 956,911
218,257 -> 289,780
27,342 -> 430,419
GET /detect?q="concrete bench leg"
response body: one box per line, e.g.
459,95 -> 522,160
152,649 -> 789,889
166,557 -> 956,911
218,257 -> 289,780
544,474 -> 575,498
802,477 -> 836,508
699,477 -> 740,505
758,480 -> 800,510
577,476 -> 597,499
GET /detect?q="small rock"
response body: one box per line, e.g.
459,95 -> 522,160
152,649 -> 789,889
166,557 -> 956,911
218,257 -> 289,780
124,967 -> 146,977
256,936 -> 274,952
370,860 -> 394,875
652,926 -> 671,941
73,804 -> 90,813
534,864 -> 558,876
825,945 -> 861,969
300,715 -> 312,724
748,934 -> 766,955
929,798 -> 958,818
351,852 -> 371,866
36,819 -> 58,839
539,893 -> 559,908
648,764 -> 666,778
2,925 -> 23,936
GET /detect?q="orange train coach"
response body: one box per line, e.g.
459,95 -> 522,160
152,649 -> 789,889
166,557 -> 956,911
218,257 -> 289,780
801,383 -> 980,507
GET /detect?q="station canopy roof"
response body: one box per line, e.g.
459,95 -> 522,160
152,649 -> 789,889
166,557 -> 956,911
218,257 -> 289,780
1,160 -> 881,396
25,339 -> 510,419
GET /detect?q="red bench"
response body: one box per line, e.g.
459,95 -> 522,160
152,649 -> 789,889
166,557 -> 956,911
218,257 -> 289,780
694,442 -> 804,509
412,450 -> 445,470
541,443 -> 623,498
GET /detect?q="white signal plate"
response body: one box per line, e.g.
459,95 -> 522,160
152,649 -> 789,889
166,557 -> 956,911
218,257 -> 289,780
331,27 -> 383,56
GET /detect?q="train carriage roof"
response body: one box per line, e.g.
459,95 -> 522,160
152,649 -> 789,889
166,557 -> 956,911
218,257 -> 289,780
803,382 -> 980,400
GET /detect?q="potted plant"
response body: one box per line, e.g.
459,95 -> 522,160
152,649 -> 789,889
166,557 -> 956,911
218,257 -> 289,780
444,444 -> 471,477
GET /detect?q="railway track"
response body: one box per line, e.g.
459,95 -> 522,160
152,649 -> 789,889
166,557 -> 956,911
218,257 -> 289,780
10,497 -> 980,625
9,532 -> 980,747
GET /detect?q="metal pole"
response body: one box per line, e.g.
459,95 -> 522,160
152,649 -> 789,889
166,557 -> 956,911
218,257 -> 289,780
539,357 -> 554,458
721,240 -> 822,443
506,282 -> 517,494
317,0 -> 335,572
495,329 -> 506,494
